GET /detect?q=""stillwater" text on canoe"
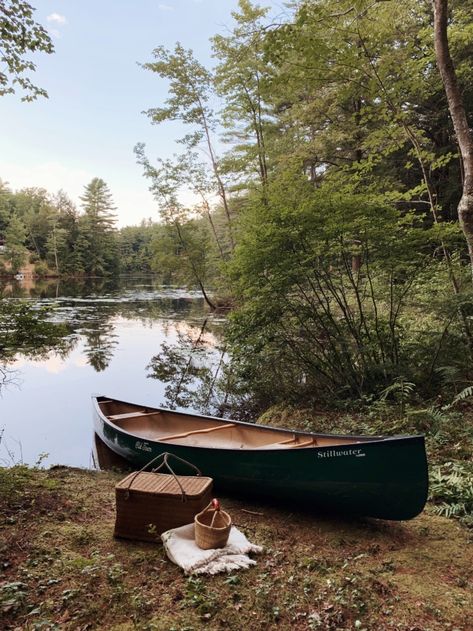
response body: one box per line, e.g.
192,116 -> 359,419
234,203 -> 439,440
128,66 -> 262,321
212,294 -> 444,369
317,448 -> 365,458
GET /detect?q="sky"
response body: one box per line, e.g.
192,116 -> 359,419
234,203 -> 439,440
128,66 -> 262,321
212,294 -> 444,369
0,0 -> 287,227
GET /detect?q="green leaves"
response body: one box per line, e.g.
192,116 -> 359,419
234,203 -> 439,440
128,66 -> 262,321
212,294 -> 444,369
430,461 -> 473,524
0,0 -> 54,100
132,0 -> 473,407
142,44 -> 215,134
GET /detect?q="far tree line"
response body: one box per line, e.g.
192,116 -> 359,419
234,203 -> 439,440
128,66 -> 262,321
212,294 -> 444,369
0,177 -> 218,284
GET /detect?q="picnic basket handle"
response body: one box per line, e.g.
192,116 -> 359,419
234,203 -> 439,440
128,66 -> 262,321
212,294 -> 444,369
124,452 -> 202,501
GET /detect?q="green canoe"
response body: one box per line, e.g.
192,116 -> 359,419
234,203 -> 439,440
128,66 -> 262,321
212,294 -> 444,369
92,395 -> 428,520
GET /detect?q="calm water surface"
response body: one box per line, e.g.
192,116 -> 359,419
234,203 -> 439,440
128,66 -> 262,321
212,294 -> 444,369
0,277 -> 222,468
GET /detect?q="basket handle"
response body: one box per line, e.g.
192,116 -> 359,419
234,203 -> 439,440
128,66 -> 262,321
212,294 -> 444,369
124,452 -> 201,501
198,499 -> 230,528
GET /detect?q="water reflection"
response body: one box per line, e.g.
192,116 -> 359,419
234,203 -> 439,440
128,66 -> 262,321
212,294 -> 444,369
147,317 -> 221,409
0,276 -> 213,374
92,433 -> 131,472
146,318 -> 250,421
81,321 -> 119,372
0,277 -> 227,467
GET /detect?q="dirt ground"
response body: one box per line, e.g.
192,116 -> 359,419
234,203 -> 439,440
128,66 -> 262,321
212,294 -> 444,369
0,466 -> 472,630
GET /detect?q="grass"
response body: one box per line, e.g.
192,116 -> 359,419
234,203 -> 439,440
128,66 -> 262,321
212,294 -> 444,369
0,465 -> 472,630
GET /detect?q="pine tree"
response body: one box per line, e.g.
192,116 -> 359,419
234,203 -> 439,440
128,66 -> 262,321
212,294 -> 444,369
79,178 -> 118,276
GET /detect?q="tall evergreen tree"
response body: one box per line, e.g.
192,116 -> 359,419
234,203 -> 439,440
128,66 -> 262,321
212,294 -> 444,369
79,178 -> 118,276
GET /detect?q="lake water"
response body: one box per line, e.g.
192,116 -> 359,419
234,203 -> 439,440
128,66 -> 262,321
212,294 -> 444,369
0,277 -> 223,468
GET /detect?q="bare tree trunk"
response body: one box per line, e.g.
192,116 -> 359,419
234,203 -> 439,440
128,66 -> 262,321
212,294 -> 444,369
433,0 -> 473,281
173,220 -> 216,311
196,95 -> 235,251
197,193 -> 226,262
52,225 -> 59,273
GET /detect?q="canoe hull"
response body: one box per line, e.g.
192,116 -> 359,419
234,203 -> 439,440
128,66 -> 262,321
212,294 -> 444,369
93,397 -> 428,520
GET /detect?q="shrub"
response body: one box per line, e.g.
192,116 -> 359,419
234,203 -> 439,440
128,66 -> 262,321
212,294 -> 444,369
34,261 -> 49,277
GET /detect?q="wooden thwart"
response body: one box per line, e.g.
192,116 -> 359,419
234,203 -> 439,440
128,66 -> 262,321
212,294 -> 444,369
109,411 -> 159,421
158,423 -> 236,442
254,436 -> 317,449
277,436 -> 297,445
286,437 -> 316,448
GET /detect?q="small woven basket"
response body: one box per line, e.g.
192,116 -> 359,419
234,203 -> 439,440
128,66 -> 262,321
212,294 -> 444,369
194,499 -> 231,550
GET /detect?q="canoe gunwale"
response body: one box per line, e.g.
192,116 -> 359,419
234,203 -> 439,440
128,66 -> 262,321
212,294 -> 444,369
92,395 -> 425,452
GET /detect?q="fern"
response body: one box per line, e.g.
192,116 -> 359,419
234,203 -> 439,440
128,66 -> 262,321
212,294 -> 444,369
434,365 -> 460,385
379,378 -> 416,400
430,462 -> 473,523
451,385 -> 473,407
378,377 -> 416,417
442,384 -> 473,410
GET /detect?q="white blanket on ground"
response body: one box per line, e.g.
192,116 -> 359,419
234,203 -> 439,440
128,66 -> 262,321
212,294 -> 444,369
161,523 -> 263,575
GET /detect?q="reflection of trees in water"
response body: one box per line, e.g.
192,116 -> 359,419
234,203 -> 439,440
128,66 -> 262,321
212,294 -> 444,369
0,288 -> 245,414
0,277 -> 222,380
147,318 -> 213,409
80,323 -> 119,372
1,276 -> 206,301
0,302 -> 77,362
0,276 -> 122,299
0,364 -> 21,393
0,301 -> 78,394
74,299 -> 208,373
146,318 -> 248,419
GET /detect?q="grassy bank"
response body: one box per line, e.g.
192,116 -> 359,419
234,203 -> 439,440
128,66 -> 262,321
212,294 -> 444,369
0,465 -> 472,631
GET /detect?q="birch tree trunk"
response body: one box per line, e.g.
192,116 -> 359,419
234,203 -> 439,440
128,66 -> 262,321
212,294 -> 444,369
433,0 -> 473,281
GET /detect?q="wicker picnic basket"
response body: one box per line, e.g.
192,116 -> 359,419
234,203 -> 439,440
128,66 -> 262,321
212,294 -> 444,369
194,499 -> 232,550
114,452 -> 213,542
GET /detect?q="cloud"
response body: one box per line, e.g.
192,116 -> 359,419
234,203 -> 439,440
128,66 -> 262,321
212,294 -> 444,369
47,13 -> 67,25
158,3 -> 173,10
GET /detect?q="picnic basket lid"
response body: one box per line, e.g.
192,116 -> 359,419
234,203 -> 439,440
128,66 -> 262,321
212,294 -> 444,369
116,471 -> 212,498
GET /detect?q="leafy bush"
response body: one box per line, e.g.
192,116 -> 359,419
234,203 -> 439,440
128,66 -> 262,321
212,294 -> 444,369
34,261 -> 49,277
226,178 -> 473,410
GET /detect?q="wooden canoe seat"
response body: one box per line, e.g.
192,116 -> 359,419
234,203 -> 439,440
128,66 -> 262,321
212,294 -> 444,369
254,436 -> 317,450
108,411 -> 159,421
277,436 -> 297,444
274,436 -> 317,447
158,423 -> 236,442
286,437 -> 316,448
